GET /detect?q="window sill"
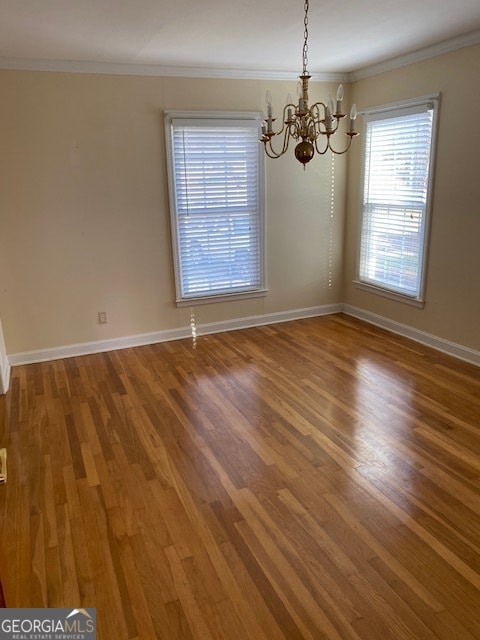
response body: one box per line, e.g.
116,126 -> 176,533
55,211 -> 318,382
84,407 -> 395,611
176,288 -> 268,307
353,280 -> 425,308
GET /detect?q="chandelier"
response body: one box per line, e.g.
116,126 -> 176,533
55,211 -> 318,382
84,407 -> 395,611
260,0 -> 358,167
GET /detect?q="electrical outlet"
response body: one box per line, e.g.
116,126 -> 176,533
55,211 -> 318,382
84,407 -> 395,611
98,311 -> 107,324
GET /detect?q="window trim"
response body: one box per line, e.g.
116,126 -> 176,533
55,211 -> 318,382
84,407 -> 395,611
355,94 -> 440,306
164,110 -> 267,306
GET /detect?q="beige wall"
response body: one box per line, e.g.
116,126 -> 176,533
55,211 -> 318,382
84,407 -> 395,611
345,44 -> 480,351
0,71 -> 348,354
2,44 -> 478,359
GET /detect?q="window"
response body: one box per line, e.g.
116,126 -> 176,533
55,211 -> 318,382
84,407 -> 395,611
357,95 -> 439,303
164,111 -> 266,305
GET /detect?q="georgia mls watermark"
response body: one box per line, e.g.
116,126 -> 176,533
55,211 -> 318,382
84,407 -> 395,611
0,608 -> 96,640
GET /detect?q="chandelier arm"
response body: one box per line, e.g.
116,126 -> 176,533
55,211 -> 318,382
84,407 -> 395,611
263,126 -> 292,159
326,135 -> 354,156
311,119 -> 326,138
263,140 -> 285,159
328,119 -> 340,136
283,119 -> 302,154
266,103 -> 297,140
263,144 -> 287,160
310,102 -> 326,114
309,104 -> 322,126
309,102 -> 329,137
313,135 -> 330,156
279,104 -> 297,136
312,102 -> 341,137
273,119 -> 287,138
282,125 -> 293,154
283,122 -> 300,154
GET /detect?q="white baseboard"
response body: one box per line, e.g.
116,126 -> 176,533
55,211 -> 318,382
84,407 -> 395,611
0,358 -> 10,394
6,302 -> 479,370
343,304 -> 480,367
7,304 -> 342,366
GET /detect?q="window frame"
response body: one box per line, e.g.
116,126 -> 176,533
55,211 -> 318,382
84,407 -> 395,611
355,94 -> 440,306
164,110 -> 267,307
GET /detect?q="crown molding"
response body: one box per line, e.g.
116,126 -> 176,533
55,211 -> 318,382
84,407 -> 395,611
0,56 -> 349,83
351,29 -> 480,80
0,28 -> 478,84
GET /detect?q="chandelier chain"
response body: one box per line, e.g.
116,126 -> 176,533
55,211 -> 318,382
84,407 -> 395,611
302,0 -> 309,75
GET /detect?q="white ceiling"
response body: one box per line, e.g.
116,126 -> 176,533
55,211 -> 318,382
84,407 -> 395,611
1,0 -> 480,78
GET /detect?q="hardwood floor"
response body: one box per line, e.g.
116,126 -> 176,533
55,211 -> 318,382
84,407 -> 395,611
0,314 -> 479,639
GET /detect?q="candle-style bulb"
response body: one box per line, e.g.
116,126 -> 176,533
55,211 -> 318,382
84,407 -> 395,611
286,93 -> 294,121
327,93 -> 335,115
266,90 -> 273,118
325,93 -> 334,130
336,84 -> 344,115
296,81 -> 302,98
349,104 -> 357,132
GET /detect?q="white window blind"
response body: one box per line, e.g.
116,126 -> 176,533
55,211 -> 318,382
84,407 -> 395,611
358,99 -> 437,300
165,114 -> 265,302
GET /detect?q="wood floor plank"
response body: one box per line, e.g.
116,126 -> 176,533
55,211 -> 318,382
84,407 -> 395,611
0,314 -> 479,639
